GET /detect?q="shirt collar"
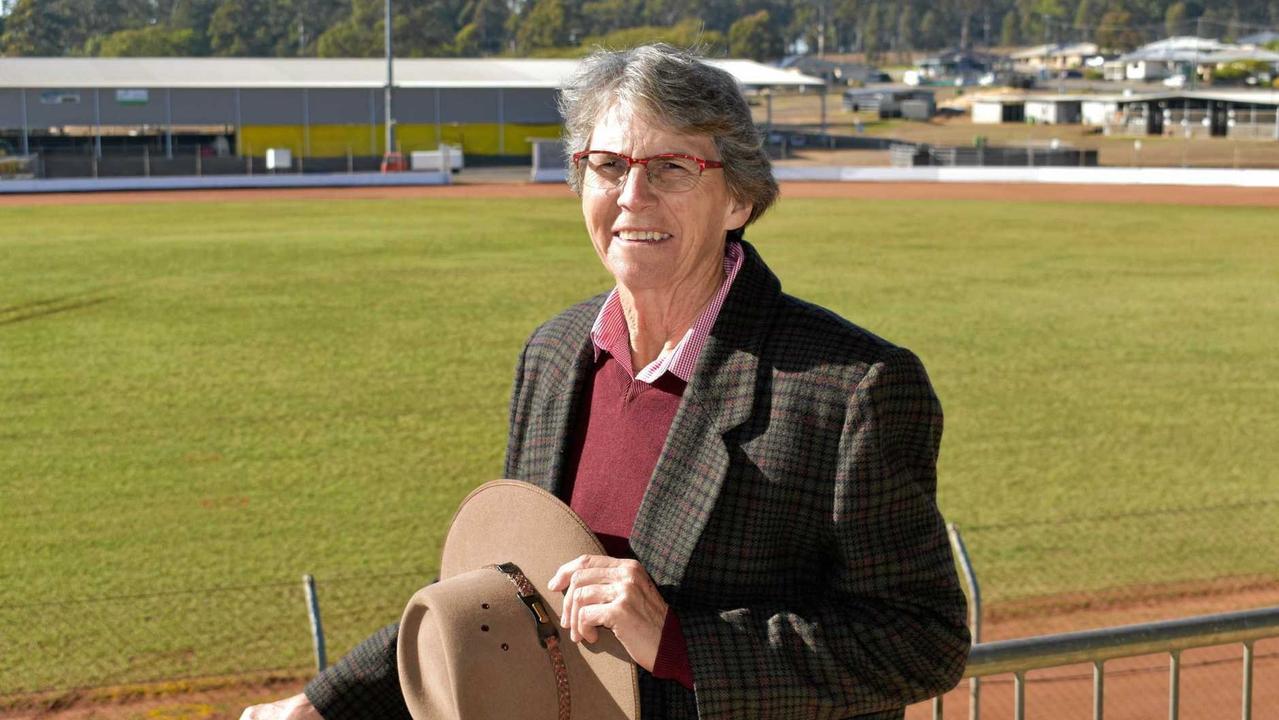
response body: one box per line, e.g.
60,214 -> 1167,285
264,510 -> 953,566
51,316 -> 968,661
590,241 -> 745,383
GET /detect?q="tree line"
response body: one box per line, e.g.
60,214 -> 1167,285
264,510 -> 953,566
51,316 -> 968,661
1,0 -> 1277,62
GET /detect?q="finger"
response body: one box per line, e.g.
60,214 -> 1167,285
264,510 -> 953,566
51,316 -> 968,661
568,566 -> 629,589
576,601 -> 620,644
548,554 -> 600,591
556,565 -> 622,626
568,582 -> 616,642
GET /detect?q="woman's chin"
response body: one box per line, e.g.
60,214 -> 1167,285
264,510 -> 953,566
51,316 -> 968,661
605,258 -> 674,294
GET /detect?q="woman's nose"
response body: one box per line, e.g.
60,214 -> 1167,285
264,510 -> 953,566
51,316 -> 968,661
617,164 -> 658,209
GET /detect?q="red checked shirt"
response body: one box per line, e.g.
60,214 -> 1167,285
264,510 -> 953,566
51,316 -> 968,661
563,241 -> 744,691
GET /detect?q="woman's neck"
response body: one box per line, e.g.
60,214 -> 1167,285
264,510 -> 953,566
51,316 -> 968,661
617,262 -> 723,372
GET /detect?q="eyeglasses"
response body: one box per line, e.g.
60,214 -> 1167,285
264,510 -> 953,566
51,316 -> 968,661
571,150 -> 724,193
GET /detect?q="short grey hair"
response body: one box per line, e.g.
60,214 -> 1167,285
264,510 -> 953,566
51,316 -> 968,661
558,44 -> 778,230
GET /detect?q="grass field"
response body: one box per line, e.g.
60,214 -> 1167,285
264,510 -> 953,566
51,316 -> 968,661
2,194 -> 1277,694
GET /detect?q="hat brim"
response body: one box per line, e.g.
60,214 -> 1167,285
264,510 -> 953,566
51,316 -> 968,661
436,480 -> 640,719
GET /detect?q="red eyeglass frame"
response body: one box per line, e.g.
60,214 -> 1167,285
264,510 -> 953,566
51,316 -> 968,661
570,150 -> 725,174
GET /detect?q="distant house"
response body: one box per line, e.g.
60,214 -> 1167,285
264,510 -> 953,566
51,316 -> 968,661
1120,36 -> 1231,81
1110,89 -> 1279,138
915,49 -> 1005,86
1024,96 -> 1084,124
778,56 -> 889,86
1117,36 -> 1279,83
1010,43 -> 1101,71
842,87 -> 935,119
971,96 -> 1026,124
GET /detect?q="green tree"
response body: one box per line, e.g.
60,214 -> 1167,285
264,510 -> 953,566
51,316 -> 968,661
896,3 -> 915,58
315,0 -> 381,57
917,9 -> 939,49
167,0 -> 221,54
210,0 -> 289,55
92,26 -> 198,56
1164,1 -> 1187,37
580,0 -> 643,36
514,0 -> 569,53
861,2 -> 881,60
1096,8 -> 1141,51
578,19 -> 722,53
999,10 -> 1019,46
1074,0 -> 1095,38
459,0 -> 510,54
1,0 -> 72,55
397,1 -> 462,57
728,10 -> 782,62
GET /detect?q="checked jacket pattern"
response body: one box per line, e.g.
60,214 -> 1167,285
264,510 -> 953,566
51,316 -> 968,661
305,240 -> 970,720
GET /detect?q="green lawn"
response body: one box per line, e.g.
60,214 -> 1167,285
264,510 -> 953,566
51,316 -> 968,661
2,195 -> 1276,694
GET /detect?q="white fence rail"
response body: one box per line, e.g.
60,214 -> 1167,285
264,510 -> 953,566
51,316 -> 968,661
935,605 -> 1279,720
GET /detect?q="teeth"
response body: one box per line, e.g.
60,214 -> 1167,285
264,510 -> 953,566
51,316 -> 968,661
616,231 -> 670,241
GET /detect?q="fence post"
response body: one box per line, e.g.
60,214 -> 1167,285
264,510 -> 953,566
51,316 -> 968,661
948,523 -> 982,720
304,574 -> 327,671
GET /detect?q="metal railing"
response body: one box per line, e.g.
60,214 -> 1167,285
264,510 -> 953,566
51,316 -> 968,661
932,605 -> 1279,720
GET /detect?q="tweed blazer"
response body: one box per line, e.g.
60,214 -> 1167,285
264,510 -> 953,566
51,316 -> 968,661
305,240 -> 969,720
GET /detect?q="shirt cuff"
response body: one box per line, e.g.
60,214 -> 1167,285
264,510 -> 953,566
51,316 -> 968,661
651,606 -> 694,690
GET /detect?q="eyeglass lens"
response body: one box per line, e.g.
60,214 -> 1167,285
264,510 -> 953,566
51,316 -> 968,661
580,152 -> 702,192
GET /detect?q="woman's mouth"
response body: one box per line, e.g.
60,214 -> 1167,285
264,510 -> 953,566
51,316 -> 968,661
614,230 -> 672,243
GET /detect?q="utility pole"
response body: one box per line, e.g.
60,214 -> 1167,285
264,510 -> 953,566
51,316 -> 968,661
384,0 -> 396,157
1192,16 -> 1203,90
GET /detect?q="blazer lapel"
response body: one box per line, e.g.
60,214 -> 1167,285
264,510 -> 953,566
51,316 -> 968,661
630,241 -> 782,588
523,296 -> 604,501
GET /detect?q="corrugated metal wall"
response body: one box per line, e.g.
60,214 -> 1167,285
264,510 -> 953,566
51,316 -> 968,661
0,86 -> 562,157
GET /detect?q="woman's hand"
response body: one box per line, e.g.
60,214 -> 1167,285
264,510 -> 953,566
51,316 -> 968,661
548,555 -> 669,672
239,692 -> 321,720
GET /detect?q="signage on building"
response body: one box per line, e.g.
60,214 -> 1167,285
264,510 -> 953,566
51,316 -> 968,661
40,91 -> 81,105
116,89 -> 150,105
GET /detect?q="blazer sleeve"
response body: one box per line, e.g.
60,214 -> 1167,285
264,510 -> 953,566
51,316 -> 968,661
677,347 -> 971,720
303,623 -> 411,720
502,338 -> 533,478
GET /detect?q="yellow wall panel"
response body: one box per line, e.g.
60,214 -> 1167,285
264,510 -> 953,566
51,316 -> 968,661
504,123 -> 564,155
238,122 -> 566,158
238,126 -> 304,157
307,125 -> 379,156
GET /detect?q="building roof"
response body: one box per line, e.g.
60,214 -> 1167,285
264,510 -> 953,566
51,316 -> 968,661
1207,48 -> 1279,63
0,57 -> 825,90
1113,89 -> 1279,105
1119,35 -> 1279,64
971,89 -> 1279,106
1010,42 -> 1099,60
1238,31 -> 1279,45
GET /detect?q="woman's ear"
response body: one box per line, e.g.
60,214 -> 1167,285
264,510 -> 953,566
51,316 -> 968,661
724,197 -> 753,233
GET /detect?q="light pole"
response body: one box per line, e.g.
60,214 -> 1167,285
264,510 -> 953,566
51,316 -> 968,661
384,0 -> 396,158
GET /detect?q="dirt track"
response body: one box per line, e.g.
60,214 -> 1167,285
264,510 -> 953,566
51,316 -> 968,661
3,179 -> 1279,208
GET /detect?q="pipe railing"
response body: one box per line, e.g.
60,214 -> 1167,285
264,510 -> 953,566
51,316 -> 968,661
932,605 -> 1279,720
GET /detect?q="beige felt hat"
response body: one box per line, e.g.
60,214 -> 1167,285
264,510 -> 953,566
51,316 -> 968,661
397,480 -> 640,720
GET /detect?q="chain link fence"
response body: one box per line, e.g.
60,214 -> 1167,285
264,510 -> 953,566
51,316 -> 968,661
3,503 -> 1276,705
0,570 -> 432,699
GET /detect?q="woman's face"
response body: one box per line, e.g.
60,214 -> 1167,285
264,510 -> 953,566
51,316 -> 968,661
581,103 -> 752,297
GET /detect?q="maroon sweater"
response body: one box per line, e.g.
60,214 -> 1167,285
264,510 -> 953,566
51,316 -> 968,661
562,353 -> 695,690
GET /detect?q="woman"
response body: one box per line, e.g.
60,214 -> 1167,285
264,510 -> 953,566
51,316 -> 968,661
244,44 -> 968,720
